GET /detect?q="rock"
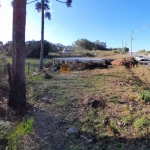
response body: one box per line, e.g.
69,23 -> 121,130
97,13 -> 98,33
80,135 -> 87,140
117,121 -> 122,126
66,126 -> 78,134
41,96 -> 49,101
87,139 -> 93,143
32,72 -> 38,76
41,96 -> 52,104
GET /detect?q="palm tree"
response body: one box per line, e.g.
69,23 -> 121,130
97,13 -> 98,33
35,0 -> 72,70
35,0 -> 51,70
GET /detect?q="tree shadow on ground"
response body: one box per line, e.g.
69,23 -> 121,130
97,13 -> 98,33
16,102 -> 150,150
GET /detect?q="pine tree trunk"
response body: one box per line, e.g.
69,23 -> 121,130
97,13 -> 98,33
39,0 -> 44,70
8,0 -> 26,108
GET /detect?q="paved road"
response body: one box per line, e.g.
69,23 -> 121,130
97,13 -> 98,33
128,52 -> 150,66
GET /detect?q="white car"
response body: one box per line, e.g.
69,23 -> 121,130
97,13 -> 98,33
135,56 -> 145,61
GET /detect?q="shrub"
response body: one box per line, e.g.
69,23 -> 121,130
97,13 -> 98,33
81,52 -> 95,57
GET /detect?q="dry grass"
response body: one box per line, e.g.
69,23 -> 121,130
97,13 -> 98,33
23,61 -> 150,149
2,51 -> 150,149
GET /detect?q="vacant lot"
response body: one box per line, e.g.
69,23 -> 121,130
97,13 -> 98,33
1,52 -> 150,149
22,61 -> 150,150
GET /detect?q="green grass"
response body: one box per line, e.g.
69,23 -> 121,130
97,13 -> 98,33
7,117 -> 34,150
55,95 -> 70,107
139,90 -> 150,102
6,57 -> 52,65
133,117 -> 147,129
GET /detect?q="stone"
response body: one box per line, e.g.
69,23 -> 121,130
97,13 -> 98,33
66,126 -> 78,134
41,96 -> 49,101
87,139 -> 93,143
80,135 -> 87,140
117,121 -> 122,126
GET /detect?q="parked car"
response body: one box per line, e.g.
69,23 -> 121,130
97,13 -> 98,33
135,56 -> 145,61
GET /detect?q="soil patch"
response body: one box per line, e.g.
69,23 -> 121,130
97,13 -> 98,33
111,57 -> 137,68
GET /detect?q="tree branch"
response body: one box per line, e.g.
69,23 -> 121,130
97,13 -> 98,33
55,0 -> 66,3
27,0 -> 38,4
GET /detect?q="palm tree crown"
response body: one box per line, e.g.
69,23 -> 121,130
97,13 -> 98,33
35,0 -> 51,20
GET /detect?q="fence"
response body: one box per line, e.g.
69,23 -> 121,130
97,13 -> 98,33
25,62 -> 39,75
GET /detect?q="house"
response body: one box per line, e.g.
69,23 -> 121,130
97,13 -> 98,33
62,48 -> 71,53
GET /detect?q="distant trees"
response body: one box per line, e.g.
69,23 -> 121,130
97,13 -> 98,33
3,40 -> 55,57
3,40 -> 66,57
0,41 -> 3,46
3,41 -> 12,56
74,39 -> 107,50
25,40 -> 51,58
122,47 -> 129,53
0,41 -> 3,52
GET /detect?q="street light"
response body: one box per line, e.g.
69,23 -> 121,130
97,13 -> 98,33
130,31 -> 133,57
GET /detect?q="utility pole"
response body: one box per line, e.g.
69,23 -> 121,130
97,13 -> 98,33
121,39 -> 123,58
131,31 -> 133,57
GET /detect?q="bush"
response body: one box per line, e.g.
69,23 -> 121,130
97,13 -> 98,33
0,55 -> 9,100
81,52 -> 95,57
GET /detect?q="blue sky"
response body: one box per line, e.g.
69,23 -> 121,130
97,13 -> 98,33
0,0 -> 150,51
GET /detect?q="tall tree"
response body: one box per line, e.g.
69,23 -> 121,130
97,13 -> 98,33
36,0 -> 72,70
35,0 -> 51,70
8,0 -> 26,108
8,0 -> 72,108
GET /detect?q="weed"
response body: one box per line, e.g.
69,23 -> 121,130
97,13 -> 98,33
68,133 -> 75,141
0,121 -> 13,140
55,95 -> 69,107
108,96 -> 120,103
139,90 -> 150,102
133,117 -> 146,129
7,117 -> 34,150
70,145 -> 80,150
110,120 -> 116,127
